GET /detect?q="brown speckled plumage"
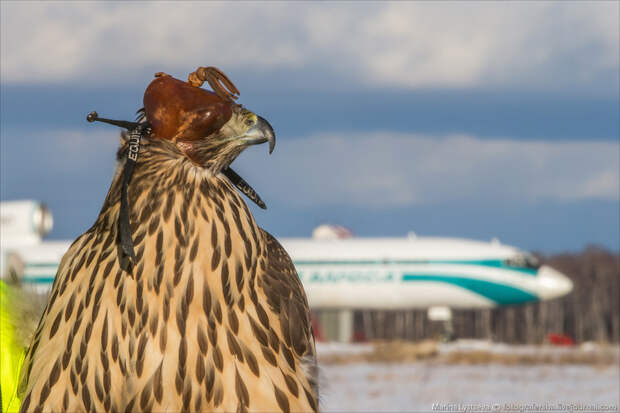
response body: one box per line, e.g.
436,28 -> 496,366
18,95 -> 318,412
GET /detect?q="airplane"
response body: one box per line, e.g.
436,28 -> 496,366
285,224 -> 573,310
1,200 -> 573,340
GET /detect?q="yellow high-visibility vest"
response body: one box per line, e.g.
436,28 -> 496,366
0,281 -> 25,413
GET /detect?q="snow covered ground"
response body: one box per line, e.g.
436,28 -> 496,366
316,342 -> 620,412
319,363 -> 619,412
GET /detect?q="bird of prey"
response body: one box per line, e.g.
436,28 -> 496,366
18,67 -> 318,412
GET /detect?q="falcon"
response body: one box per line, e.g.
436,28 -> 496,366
18,67 -> 318,412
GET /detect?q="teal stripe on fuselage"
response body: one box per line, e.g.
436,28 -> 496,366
21,276 -> 56,284
21,270 -> 537,305
402,274 -> 537,305
293,259 -> 538,275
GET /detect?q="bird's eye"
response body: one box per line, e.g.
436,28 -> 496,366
245,118 -> 254,127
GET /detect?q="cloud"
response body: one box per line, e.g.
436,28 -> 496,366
1,127 -> 120,195
1,2 -> 617,92
235,132 -> 620,207
2,126 -> 618,250
3,124 -> 617,209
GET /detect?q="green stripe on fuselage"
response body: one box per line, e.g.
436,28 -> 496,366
24,263 -> 59,268
402,274 -> 537,305
293,259 -> 538,275
21,276 -> 56,284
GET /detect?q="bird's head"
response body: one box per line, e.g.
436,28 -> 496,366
142,68 -> 275,173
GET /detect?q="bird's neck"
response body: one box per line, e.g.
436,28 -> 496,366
96,152 -> 263,308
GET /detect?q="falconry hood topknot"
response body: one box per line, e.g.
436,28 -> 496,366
18,66 -> 318,413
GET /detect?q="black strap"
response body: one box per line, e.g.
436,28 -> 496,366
223,167 -> 267,209
119,125 -> 147,265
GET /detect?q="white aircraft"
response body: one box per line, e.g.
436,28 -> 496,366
1,201 -> 573,309
285,225 -> 573,310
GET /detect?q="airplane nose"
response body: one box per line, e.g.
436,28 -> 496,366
536,265 -> 573,300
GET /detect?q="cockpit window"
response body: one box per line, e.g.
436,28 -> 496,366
504,253 -> 540,270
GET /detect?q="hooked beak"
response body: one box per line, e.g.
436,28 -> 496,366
241,116 -> 276,154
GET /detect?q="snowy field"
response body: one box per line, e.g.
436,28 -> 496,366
319,363 -> 619,412
316,342 -> 620,413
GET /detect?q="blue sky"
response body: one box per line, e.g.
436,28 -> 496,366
1,2 -> 619,252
